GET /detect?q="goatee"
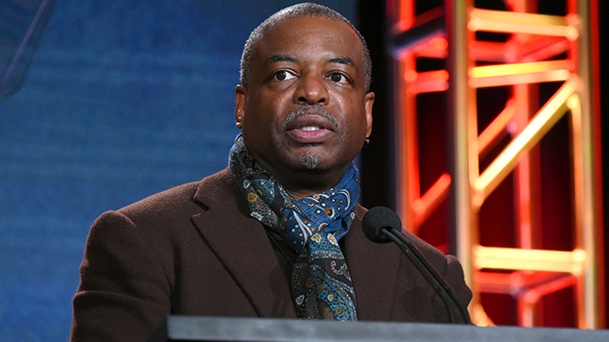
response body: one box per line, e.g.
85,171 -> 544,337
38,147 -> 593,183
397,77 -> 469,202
300,152 -> 320,170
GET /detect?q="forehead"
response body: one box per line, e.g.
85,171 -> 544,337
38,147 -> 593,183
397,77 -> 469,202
254,16 -> 363,66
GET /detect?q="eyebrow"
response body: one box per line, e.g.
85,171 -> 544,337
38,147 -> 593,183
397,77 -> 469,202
265,54 -> 298,65
328,57 -> 356,68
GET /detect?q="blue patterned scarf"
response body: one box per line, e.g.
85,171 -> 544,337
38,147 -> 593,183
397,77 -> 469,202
229,135 -> 359,321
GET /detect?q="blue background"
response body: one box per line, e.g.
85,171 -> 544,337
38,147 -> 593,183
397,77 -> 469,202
0,1 -> 355,340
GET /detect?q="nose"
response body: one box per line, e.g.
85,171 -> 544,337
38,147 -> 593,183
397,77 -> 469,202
293,73 -> 328,105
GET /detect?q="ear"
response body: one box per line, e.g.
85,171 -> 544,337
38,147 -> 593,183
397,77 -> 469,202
235,85 -> 247,128
364,91 -> 375,137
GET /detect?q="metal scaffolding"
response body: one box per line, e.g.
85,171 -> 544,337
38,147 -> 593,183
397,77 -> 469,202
389,0 -> 603,327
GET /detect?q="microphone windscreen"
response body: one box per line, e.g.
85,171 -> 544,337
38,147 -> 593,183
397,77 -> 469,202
362,206 -> 402,244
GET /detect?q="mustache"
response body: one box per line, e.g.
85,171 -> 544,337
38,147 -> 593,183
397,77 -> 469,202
282,104 -> 339,129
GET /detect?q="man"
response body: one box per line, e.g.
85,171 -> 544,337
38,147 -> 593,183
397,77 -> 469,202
70,2 -> 472,340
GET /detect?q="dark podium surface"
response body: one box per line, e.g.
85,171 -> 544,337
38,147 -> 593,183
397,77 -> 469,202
149,315 -> 609,341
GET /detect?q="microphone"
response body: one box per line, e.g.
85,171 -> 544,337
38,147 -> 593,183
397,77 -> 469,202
362,206 -> 472,324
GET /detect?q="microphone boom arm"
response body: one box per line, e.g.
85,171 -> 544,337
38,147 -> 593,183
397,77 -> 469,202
382,227 -> 472,324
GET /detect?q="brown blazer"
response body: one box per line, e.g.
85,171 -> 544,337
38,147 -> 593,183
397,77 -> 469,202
70,168 -> 472,341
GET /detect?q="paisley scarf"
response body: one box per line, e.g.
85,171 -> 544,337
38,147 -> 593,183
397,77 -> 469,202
229,135 -> 359,321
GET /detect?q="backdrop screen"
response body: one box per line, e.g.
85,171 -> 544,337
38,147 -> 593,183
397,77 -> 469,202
0,1 -> 355,339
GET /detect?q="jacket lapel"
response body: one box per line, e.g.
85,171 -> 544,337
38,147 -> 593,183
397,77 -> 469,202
342,206 -> 401,321
189,169 -> 399,321
190,169 -> 297,318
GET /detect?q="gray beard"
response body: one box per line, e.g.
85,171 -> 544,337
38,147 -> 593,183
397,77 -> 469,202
300,152 -> 320,170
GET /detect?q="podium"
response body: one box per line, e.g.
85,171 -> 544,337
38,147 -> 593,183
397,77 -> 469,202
149,315 -> 609,341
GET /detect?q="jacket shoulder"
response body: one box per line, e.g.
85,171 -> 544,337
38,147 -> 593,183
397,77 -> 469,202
118,167 -> 234,219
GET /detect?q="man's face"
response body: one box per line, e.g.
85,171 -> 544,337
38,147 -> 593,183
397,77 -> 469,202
235,16 -> 374,190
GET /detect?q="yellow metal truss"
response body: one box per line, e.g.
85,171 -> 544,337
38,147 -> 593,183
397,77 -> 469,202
390,0 -> 603,328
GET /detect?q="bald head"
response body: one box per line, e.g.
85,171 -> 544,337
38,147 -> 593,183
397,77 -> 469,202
239,2 -> 372,92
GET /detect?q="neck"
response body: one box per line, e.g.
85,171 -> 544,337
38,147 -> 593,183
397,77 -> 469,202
271,165 -> 348,199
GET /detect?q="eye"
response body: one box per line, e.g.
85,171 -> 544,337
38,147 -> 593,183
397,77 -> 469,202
327,72 -> 350,85
273,70 -> 297,81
